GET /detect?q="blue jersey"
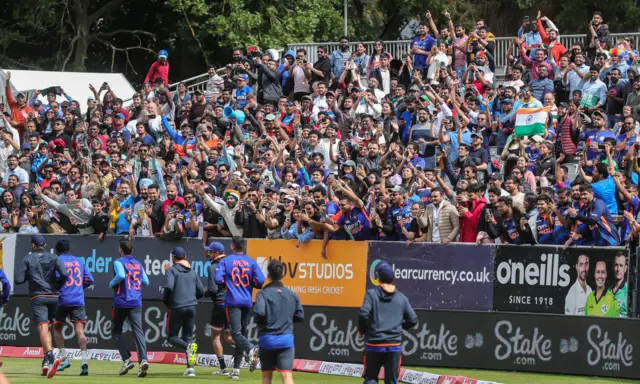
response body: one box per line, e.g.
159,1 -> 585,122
583,129 -> 616,174
535,214 -> 554,244
621,196 -> 640,242
58,254 -> 94,307
215,253 -> 265,307
503,216 -> 528,244
387,201 -> 413,241
583,198 -> 620,246
552,205 -> 571,245
412,34 -> 436,70
111,256 -> 149,308
336,207 -> 371,241
115,195 -> 135,234
234,86 -> 254,108
0,268 -> 10,304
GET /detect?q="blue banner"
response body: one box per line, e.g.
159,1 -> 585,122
367,242 -> 495,311
12,235 -> 231,299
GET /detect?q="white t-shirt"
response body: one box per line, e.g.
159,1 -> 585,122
565,279 -> 592,315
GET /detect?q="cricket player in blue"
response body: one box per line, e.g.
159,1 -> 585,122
359,261 -> 417,384
110,239 -> 150,377
254,260 -> 304,384
15,235 -> 68,378
215,236 -> 265,380
0,266 -> 11,369
163,247 -> 204,377
204,241 -> 234,376
52,239 -> 94,376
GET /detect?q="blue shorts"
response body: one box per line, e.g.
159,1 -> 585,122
259,347 -> 295,372
54,306 -> 87,325
31,296 -> 59,326
209,303 -> 227,331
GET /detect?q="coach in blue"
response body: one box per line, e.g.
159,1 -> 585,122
358,261 -> 417,384
215,236 -> 265,380
254,259 -> 304,384
15,235 -> 68,378
110,239 -> 150,377
52,239 -> 94,376
163,246 -> 204,377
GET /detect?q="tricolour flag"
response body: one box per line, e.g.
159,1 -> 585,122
514,107 -> 549,138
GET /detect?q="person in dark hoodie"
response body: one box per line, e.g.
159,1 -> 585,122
163,246 -> 205,377
358,260 -> 417,384
255,57 -> 283,105
253,259 -> 304,384
204,241 -> 234,376
15,235 -> 68,378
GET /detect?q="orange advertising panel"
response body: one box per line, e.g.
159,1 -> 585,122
246,240 -> 368,307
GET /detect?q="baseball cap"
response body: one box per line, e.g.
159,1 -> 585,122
342,160 -> 356,168
237,74 -> 249,82
31,235 -> 46,246
375,261 -> 395,284
471,132 -> 483,139
301,95 -> 312,101
55,239 -> 71,253
204,242 -> 225,253
170,247 -> 187,259
531,134 -> 544,143
115,113 -> 125,119
265,114 -> 276,121
390,185 -> 404,194
158,49 -> 168,59
33,100 -> 43,107
21,143 -> 31,150
502,99 -> 514,104
592,109 -> 607,119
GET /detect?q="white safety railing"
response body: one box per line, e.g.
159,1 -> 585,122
170,32 -> 640,93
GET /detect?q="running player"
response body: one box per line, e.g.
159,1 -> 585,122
0,266 -> 11,369
163,247 -> 204,377
52,239 -> 94,376
204,242 -> 234,376
14,235 -> 68,378
253,260 -> 304,384
359,261 -> 417,384
110,239 -> 150,377
215,236 -> 265,380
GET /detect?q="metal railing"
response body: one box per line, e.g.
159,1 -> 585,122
171,32 -> 640,93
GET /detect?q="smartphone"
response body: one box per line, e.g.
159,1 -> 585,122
524,16 -> 529,22
304,186 -> 310,194
261,133 -> 268,139
168,208 -> 174,215
224,131 -> 231,139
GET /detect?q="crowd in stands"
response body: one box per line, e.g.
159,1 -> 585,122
0,10 -> 638,252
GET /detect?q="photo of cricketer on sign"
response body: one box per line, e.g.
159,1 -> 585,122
493,245 -> 629,317
246,240 -> 367,307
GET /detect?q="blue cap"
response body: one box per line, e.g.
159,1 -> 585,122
375,261 -> 394,283
115,113 -> 125,119
170,247 -> 187,259
205,242 -> 225,253
158,49 -> 168,59
31,235 -> 46,246
21,143 -> 31,150
238,74 -> 249,82
55,239 -> 70,252
502,99 -> 514,104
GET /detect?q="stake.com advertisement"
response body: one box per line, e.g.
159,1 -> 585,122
246,240 -> 368,307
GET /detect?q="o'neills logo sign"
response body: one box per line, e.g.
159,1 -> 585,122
587,324 -> 633,372
496,254 -> 570,287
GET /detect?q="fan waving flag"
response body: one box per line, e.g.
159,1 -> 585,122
514,107 -> 549,138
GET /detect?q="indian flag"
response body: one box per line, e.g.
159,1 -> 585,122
514,107 -> 549,138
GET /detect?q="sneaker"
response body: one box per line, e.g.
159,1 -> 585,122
248,347 -> 259,372
80,361 -> 89,376
137,359 -> 149,378
119,359 -> 135,376
229,368 -> 240,380
186,342 -> 198,367
41,365 -> 49,377
58,359 -> 71,372
183,367 -> 196,377
47,358 -> 61,379
213,368 -> 230,376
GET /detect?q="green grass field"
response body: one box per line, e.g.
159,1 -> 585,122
0,358 -> 636,384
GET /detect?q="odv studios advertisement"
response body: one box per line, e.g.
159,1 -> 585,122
367,242 -> 494,311
492,245 -> 629,317
12,235 -> 230,300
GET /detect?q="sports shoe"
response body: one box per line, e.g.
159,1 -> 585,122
186,342 -> 198,367
213,368 -> 230,376
58,359 -> 71,372
138,359 -> 149,378
229,368 -> 240,380
119,359 -> 135,376
248,347 -> 259,372
183,367 -> 196,377
41,364 -> 49,376
80,361 -> 89,376
47,358 -> 61,379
